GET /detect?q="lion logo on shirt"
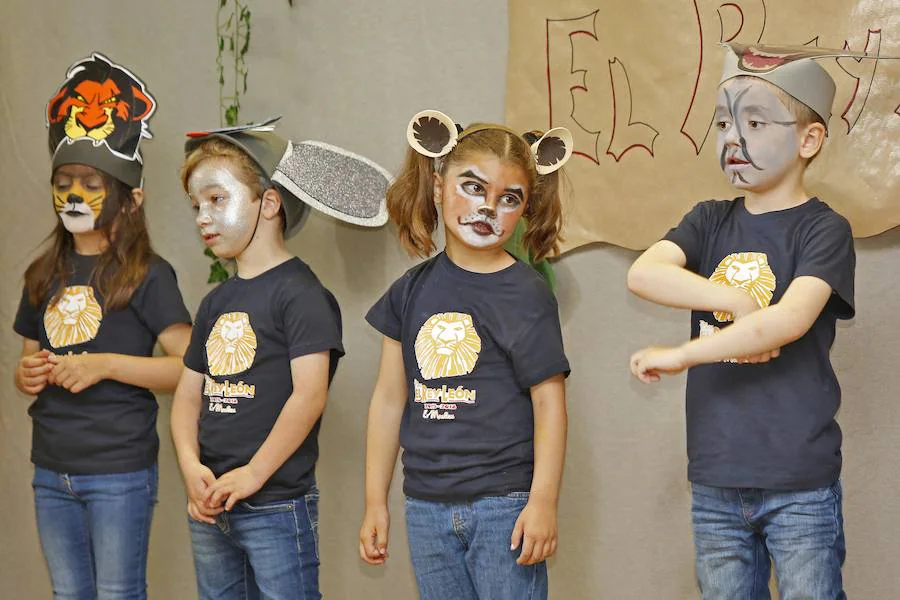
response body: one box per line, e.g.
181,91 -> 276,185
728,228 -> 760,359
206,312 -> 258,376
709,251 -> 777,322
43,285 -> 103,348
414,312 -> 482,380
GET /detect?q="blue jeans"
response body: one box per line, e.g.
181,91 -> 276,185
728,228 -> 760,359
404,493 -> 548,600
691,481 -> 846,600
188,490 -> 320,600
32,464 -> 158,600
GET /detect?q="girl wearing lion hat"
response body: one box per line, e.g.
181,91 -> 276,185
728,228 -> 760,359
12,53 -> 192,599
359,111 -> 572,600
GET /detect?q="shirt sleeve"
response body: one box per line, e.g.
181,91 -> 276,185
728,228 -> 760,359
508,293 -> 570,389
280,283 -> 344,361
663,201 -> 710,272
794,213 -> 856,319
130,259 -> 192,336
365,273 -> 408,341
183,297 -> 208,374
13,285 -> 41,341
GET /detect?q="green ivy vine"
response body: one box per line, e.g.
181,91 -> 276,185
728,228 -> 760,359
205,0 -> 292,283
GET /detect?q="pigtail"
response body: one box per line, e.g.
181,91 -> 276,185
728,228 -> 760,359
386,147 -> 439,258
522,168 -> 565,262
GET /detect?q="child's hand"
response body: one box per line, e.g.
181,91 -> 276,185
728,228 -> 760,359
182,460 -> 220,510
630,346 -> 688,383
187,498 -> 223,524
47,352 -> 108,393
204,464 -> 266,511
15,349 -> 52,395
359,504 -> 391,565
511,496 -> 558,566
735,347 -> 781,364
730,288 -> 762,320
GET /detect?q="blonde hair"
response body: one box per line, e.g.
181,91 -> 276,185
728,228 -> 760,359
180,138 -> 266,197
387,126 -> 564,261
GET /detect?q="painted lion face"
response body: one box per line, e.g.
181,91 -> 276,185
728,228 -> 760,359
206,312 -> 257,376
43,286 -> 103,349
709,252 -> 777,322
414,312 -> 482,380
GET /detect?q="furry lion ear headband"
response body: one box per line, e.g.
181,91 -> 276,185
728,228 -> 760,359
406,110 -> 573,175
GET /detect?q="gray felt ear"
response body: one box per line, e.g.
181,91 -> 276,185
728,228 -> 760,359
531,127 -> 573,175
270,141 -> 391,229
406,110 -> 458,158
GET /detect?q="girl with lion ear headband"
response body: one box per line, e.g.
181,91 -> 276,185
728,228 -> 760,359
359,110 -> 573,600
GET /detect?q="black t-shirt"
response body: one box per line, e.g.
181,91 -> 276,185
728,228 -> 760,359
366,252 -> 570,501
183,257 -> 344,503
664,197 -> 855,490
13,253 -> 192,474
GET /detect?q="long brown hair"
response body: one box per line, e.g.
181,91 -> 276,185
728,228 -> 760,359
387,126 -> 564,262
25,170 -> 154,311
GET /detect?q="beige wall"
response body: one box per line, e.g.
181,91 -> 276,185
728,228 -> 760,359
1,1 -> 898,598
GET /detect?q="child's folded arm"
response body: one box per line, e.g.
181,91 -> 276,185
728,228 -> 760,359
628,240 -> 757,316
682,276 -> 833,367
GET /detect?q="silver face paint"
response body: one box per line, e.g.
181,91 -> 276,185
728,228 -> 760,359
443,162 -> 526,250
188,160 -> 260,259
715,79 -> 801,191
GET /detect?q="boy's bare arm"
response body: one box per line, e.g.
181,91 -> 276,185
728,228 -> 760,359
682,276 -> 832,363
205,351 -> 331,509
631,276 -> 833,381
628,241 -> 758,317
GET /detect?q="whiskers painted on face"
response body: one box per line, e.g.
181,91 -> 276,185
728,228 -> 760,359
459,212 -> 504,236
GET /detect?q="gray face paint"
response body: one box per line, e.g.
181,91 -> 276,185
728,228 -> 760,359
715,79 -> 801,190
188,161 -> 261,259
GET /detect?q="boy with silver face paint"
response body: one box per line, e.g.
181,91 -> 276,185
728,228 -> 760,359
624,43 -> 889,598
171,118 -> 390,600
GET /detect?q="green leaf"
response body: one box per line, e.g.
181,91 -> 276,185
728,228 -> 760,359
204,247 -> 217,259
225,105 -> 238,125
243,71 -> 248,93
218,37 -> 224,51
219,73 -> 225,86
220,0 -> 227,7
208,261 -> 230,284
229,37 -> 234,52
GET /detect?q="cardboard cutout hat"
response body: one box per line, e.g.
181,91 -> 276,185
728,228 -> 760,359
186,117 -> 390,238
720,42 -> 896,126
47,52 -> 156,189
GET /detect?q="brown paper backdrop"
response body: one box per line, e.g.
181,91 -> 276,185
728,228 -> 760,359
506,0 -> 900,251
2,1 -> 900,598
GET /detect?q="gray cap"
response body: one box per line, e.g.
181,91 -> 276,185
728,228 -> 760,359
720,43 -> 842,125
185,117 -> 390,237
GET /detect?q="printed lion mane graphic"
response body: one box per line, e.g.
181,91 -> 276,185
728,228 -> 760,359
46,52 -> 156,161
414,312 -> 482,380
206,312 -> 258,376
709,252 -> 777,322
43,286 -> 103,349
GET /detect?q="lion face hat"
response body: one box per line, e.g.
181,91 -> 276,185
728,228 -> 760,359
47,52 -> 156,189
185,117 -> 391,238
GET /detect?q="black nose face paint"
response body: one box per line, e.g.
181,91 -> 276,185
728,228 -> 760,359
67,193 -> 85,204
